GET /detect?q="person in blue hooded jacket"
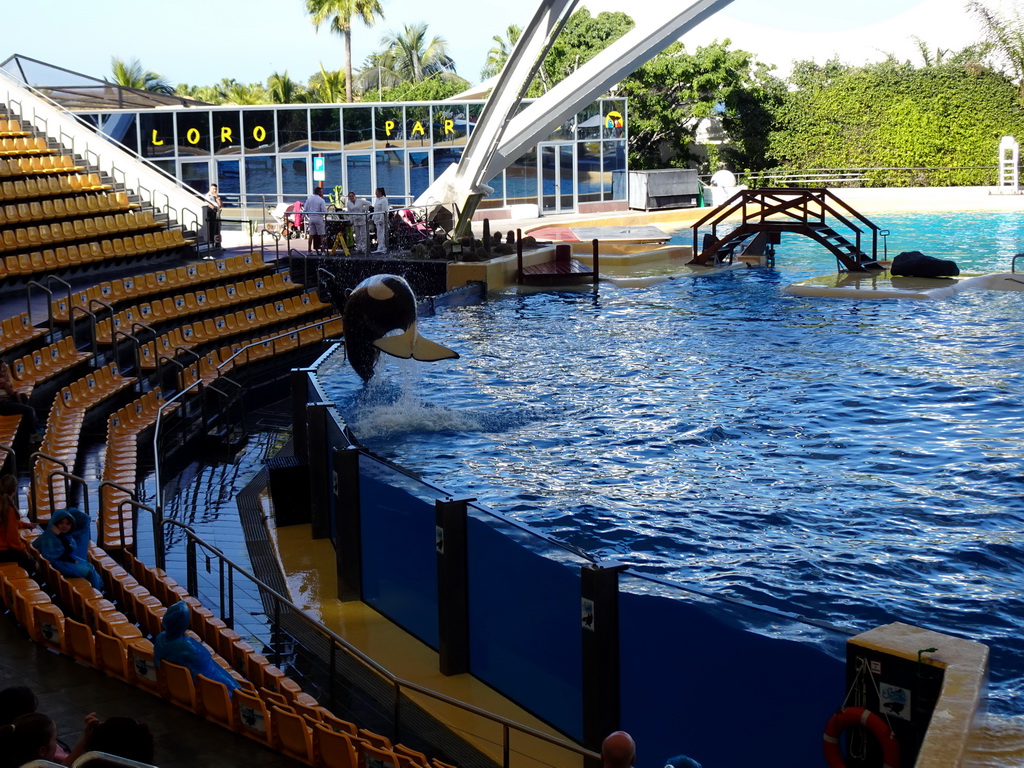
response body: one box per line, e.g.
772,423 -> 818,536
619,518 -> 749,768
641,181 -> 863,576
34,508 -> 103,590
153,601 -> 241,694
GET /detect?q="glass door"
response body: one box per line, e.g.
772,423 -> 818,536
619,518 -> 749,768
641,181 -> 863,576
538,143 -> 576,214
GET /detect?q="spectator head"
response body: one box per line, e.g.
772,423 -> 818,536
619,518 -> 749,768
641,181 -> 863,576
0,686 -> 37,725
86,716 -> 155,764
315,187 -> 324,197
375,187 -> 386,197
0,474 -> 17,497
601,731 -> 636,768
0,712 -> 58,764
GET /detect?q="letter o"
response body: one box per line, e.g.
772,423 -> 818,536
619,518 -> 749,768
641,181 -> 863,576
253,125 -> 267,142
186,128 -> 201,145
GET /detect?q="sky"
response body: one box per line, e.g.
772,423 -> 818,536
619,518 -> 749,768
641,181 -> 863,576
1,0 -> 1004,90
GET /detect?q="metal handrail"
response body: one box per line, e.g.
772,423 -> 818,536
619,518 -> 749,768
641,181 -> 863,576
159,516 -> 598,766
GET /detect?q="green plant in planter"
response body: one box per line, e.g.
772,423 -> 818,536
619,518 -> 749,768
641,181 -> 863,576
327,185 -> 345,209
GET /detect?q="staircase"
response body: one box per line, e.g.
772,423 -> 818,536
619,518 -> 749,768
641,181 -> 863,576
691,188 -> 885,272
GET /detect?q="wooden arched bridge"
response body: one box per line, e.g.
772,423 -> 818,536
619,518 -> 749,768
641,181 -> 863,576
691,188 -> 886,272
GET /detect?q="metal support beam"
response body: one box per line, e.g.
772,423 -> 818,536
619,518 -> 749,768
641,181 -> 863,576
334,447 -> 363,602
306,401 -> 332,539
581,561 -> 625,753
436,497 -> 472,675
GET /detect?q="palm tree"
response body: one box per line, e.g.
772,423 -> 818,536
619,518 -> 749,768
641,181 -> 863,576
305,0 -> 385,103
481,24 -> 522,80
224,82 -> 269,105
968,0 -> 1024,99
308,65 -> 347,103
378,22 -> 457,83
267,71 -> 305,103
110,57 -> 174,95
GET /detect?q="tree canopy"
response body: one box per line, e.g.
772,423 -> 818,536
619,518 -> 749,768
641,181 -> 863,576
305,0 -> 385,103
619,41 -> 783,171
767,58 -> 1024,183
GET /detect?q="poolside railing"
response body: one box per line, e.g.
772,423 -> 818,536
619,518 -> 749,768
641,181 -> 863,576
738,164 -> 1008,189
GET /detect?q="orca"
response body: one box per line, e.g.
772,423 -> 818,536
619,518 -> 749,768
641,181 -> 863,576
342,274 -> 459,381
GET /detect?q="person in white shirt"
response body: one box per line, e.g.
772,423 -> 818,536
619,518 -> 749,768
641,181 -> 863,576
345,191 -> 371,254
372,187 -> 390,254
302,187 -> 328,251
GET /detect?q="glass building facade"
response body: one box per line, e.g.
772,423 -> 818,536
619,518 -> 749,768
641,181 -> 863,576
78,98 -> 628,215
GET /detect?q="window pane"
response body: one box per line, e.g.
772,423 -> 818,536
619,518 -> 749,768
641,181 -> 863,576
176,111 -> 210,156
578,141 -> 601,203
243,110 -> 275,153
149,159 -> 175,176
311,108 -> 341,151
213,110 -> 241,155
409,150 -> 430,200
405,106 -> 430,149
140,113 -> 174,158
346,153 -> 372,195
602,99 -> 626,139
433,147 -> 461,183
375,149 -> 405,202
281,156 -> 308,196
321,152 -> 343,197
506,148 -> 537,204
467,103 -> 483,136
343,106 -> 372,149
278,109 -> 308,152
216,159 -> 241,196
603,141 -> 627,199
480,173 -> 504,208
575,103 -> 601,140
90,113 -> 139,154
181,162 -> 210,193
244,156 -> 277,196
432,105 -> 466,146
375,106 -> 405,147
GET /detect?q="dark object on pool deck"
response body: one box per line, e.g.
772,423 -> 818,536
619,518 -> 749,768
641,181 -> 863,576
342,274 -> 459,381
891,250 -> 960,278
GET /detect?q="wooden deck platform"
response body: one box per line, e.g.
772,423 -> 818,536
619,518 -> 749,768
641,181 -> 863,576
518,242 -> 597,286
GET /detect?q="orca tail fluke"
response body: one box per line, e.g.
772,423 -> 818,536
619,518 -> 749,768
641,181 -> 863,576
373,328 -> 459,363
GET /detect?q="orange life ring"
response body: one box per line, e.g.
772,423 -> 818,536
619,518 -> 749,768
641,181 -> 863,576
823,707 -> 900,768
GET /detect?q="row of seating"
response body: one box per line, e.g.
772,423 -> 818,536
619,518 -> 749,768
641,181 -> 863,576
0,135 -> 56,156
0,173 -> 112,203
0,190 -> 136,227
0,153 -> 85,177
52,252 -> 272,323
0,118 -> 30,137
32,363 -> 135,520
0,310 -> 47,354
9,335 -> 90,393
7,384 -> 455,768
0,210 -> 162,253
96,274 -> 305,344
139,298 -> 336,369
101,389 -> 179,550
3,228 -> 193,281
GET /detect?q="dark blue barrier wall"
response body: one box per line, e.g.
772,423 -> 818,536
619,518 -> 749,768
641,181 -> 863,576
619,581 -> 845,768
358,457 -> 440,649
466,511 -> 584,740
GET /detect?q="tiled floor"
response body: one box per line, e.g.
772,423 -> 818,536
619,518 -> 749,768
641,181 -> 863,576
0,610 -> 304,767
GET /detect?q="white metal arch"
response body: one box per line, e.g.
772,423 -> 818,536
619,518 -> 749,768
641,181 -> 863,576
414,0 -> 736,233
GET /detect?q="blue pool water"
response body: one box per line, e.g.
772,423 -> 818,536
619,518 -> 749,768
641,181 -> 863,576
323,211 -> 1024,715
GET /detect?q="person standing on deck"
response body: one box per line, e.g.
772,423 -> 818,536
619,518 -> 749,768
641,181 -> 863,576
372,187 -> 390,254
